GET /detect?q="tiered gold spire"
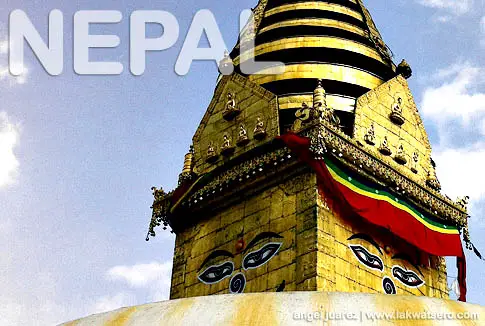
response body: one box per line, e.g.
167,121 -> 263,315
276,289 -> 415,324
231,0 -> 397,129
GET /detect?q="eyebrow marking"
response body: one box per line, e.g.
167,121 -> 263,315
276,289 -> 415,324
243,232 -> 283,253
392,253 -> 424,277
198,250 -> 234,271
347,233 -> 382,255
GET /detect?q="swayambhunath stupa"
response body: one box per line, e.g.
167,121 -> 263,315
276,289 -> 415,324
64,0 -> 485,324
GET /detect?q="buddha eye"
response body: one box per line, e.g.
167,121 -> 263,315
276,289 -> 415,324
198,261 -> 234,284
349,244 -> 384,271
242,242 -> 282,270
392,266 -> 424,288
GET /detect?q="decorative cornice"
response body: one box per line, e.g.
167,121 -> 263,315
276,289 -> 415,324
147,144 -> 295,237
302,123 -> 470,245
188,147 -> 292,205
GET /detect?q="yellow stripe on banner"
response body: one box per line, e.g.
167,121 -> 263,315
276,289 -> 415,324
326,166 -> 459,235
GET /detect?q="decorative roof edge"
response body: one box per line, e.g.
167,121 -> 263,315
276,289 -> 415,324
302,122 -> 470,246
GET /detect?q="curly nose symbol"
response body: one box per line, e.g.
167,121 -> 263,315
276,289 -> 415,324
229,273 -> 246,294
382,276 -> 396,294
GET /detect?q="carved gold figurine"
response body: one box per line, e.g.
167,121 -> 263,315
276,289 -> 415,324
295,102 -> 312,121
206,142 -> 218,163
364,123 -> 376,146
254,117 -> 266,140
293,102 -> 313,132
237,124 -> 250,146
390,97 -> 405,126
221,134 -> 235,155
379,136 -> 392,156
426,159 -> 441,191
222,92 -> 241,120
394,144 -> 407,165
411,152 -> 419,174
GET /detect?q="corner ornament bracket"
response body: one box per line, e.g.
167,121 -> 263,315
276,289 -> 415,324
146,187 -> 173,241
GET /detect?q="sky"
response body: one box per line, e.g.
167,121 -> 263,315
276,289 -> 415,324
0,0 -> 484,324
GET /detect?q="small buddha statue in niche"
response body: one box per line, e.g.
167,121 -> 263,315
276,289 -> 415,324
222,92 -> 241,120
364,123 -> 376,145
294,102 -> 312,124
411,152 -> 419,174
206,142 -> 218,163
379,136 -> 392,156
390,97 -> 405,126
392,98 -> 403,114
426,158 -> 441,191
254,117 -> 266,140
228,92 -> 236,108
237,124 -> 250,146
221,134 -> 234,155
394,144 -> 407,165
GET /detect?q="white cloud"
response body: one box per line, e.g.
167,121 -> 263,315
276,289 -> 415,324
107,261 -> 172,289
417,0 -> 473,15
434,146 -> 485,202
0,112 -> 20,188
98,260 -> 173,312
421,63 -> 485,124
420,62 -> 485,206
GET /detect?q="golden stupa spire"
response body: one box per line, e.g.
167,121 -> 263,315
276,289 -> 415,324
231,0 -> 397,114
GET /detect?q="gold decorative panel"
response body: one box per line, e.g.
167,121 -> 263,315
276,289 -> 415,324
354,75 -> 434,186
192,73 -> 279,175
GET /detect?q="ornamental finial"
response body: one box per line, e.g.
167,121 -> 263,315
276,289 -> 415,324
179,145 -> 195,185
397,59 -> 412,79
313,79 -> 326,109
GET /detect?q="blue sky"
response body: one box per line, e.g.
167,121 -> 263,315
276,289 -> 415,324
0,0 -> 484,324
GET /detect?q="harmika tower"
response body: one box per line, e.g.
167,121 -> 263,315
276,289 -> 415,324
148,0 -> 471,302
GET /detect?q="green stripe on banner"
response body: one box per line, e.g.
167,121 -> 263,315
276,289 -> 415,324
324,157 -> 459,234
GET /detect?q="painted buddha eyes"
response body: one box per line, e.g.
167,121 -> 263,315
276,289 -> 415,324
197,232 -> 284,292
347,233 -> 426,294
199,242 -> 282,285
243,242 -> 282,270
349,244 -> 384,271
198,261 -> 234,284
392,266 -> 424,288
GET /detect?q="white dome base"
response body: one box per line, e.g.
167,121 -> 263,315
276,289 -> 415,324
61,292 -> 485,325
